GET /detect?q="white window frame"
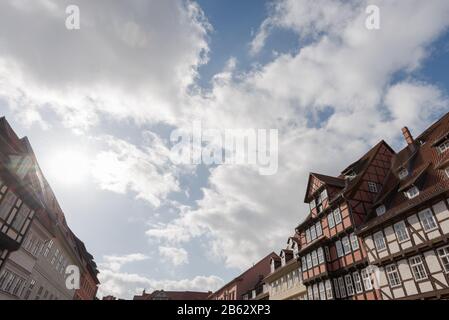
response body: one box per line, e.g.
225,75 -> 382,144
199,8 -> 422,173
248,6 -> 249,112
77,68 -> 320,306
325,280 -> 333,300
342,236 -> 351,255
350,233 -> 359,251
324,246 -> 331,262
394,221 -> 410,243
409,256 -> 428,281
333,208 -> 342,225
317,247 -> 324,264
385,264 -> 401,288
405,186 -> 420,199
319,282 -> 326,300
315,221 -> 323,237
361,268 -> 373,290
328,213 -> 335,228
345,275 -> 355,296
307,254 -> 312,270
301,256 -> 307,272
374,231 -> 387,252
312,251 -> 318,267
309,199 -> 316,211
310,226 -> 317,241
352,272 -> 363,294
333,279 -> 340,298
376,205 -> 386,216
398,168 -> 409,180
336,240 -> 344,258
418,208 -> 438,232
313,283 -> 319,300
438,139 -> 449,154
338,277 -> 346,298
437,246 -> 449,274
307,286 -> 313,300
306,229 -> 311,243
368,182 -> 378,193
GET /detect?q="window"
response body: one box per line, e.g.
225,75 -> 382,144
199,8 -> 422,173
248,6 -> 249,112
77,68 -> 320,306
418,209 -> 438,232
0,190 -> 18,220
350,233 -> 359,251
309,199 -> 316,211
312,251 -> 318,266
336,240 -> 344,257
438,139 -> 449,154
361,268 -> 373,290
353,272 -> 363,294
437,246 -> 449,273
317,247 -> 324,264
301,257 -> 307,271
398,168 -> 409,180
405,186 -> 419,199
445,167 -> 449,178
310,226 -> 317,241
324,246 -> 331,262
409,256 -> 427,281
313,283 -> 319,300
319,282 -> 326,300
333,279 -> 340,298
342,236 -> 351,255
376,205 -> 386,216
374,231 -> 387,252
386,264 -> 401,288
23,279 -> 36,300
325,280 -> 333,300
307,287 -> 313,300
307,254 -> 312,270
345,275 -> 355,296
333,208 -> 342,224
394,221 -> 410,242
338,277 -> 346,298
315,221 -> 323,237
51,249 -> 59,265
44,239 -> 53,257
327,213 -> 335,228
306,229 -> 311,243
368,182 -> 378,193
11,203 -> 30,231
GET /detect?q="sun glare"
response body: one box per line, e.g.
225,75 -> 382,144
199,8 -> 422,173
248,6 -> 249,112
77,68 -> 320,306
47,150 -> 91,185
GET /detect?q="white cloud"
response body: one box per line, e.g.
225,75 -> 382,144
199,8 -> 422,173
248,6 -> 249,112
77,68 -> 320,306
159,246 -> 189,266
91,134 -> 180,207
147,0 -> 449,270
99,253 -> 149,273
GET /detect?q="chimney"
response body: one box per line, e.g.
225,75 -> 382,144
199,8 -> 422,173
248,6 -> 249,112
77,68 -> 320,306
402,127 -> 414,145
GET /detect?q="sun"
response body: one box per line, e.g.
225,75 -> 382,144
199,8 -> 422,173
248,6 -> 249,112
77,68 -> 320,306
47,150 -> 90,185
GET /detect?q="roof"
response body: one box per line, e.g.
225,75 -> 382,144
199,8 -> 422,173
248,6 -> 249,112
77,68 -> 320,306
358,112 -> 449,234
134,290 -> 211,300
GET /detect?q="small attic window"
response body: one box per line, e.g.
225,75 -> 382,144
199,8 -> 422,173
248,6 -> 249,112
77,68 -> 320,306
398,168 -> 409,180
376,205 -> 386,216
438,139 -> 449,154
345,170 -> 357,180
404,186 -> 420,199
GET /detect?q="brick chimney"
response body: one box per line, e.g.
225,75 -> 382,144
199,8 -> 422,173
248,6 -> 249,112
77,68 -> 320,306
402,127 -> 414,145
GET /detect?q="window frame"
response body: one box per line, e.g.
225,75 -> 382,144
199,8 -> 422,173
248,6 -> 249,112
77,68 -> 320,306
376,205 -> 386,216
361,268 -> 373,291
353,272 -> 363,294
374,231 -> 387,252
338,277 -> 347,298
418,208 -> 438,232
315,221 -> 323,237
368,182 -> 378,193
333,208 -> 342,225
438,139 -> 449,154
325,280 -> 333,300
336,240 -> 344,258
317,247 -> 325,264
398,168 -> 409,180
385,264 -> 402,288
345,274 -> 355,296
409,256 -> 428,281
350,233 -> 360,251
437,246 -> 449,274
405,186 -> 420,199
394,221 -> 410,243
327,212 -> 335,228
342,236 -> 351,255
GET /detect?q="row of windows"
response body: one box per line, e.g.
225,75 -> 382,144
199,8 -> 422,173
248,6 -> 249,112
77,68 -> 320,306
34,283 -> 59,300
373,208 -> 438,252
270,269 -> 302,294
306,267 -> 374,300
305,221 -> 323,243
0,269 -> 26,297
385,247 -> 449,288
335,233 -> 360,257
301,247 -> 327,271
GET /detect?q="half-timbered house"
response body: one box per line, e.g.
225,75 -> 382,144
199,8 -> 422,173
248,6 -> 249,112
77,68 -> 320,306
296,140 -> 395,300
358,112 -> 449,300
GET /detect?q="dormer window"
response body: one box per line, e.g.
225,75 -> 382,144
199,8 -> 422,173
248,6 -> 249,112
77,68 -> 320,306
345,170 -> 357,180
376,205 -> 386,216
404,186 -> 419,199
368,182 -> 378,193
398,168 -> 409,180
438,139 -> 449,154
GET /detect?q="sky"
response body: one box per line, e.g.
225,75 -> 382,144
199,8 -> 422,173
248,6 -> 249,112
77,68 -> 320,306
0,0 -> 449,299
